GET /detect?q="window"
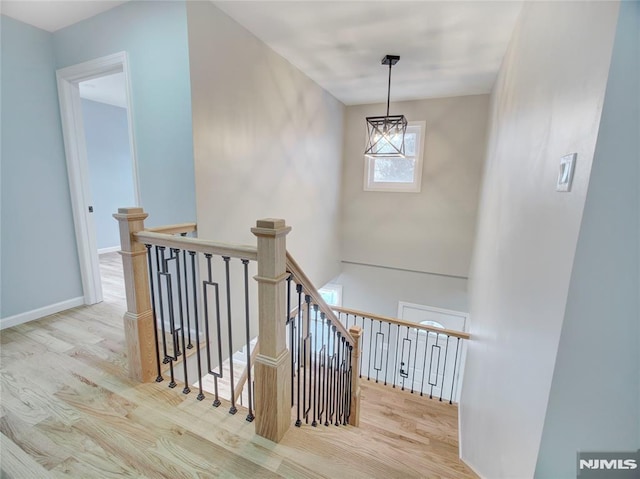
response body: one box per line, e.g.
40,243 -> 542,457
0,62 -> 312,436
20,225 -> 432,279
364,121 -> 425,192
318,283 -> 342,307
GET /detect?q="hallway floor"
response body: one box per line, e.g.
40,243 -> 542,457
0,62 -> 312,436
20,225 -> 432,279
0,253 -> 477,478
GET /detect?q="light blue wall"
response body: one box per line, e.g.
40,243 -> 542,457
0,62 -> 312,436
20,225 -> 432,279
535,3 -> 640,477
1,1 -> 196,319
81,99 -> 136,250
1,15 -> 83,318
53,0 -> 196,227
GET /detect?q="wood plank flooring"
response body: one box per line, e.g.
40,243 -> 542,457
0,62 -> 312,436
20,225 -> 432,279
0,252 -> 477,478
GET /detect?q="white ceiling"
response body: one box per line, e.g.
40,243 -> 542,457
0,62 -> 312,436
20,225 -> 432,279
1,1 -> 523,105
79,72 -> 127,109
0,0 -> 127,33
213,1 -> 523,105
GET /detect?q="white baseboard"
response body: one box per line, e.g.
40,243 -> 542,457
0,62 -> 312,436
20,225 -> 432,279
460,456 -> 488,479
98,246 -> 120,255
1,296 -> 85,330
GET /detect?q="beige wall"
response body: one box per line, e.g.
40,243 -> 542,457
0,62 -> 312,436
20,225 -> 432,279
459,2 -> 620,478
333,262 -> 469,318
341,94 -> 489,278
186,2 -> 345,288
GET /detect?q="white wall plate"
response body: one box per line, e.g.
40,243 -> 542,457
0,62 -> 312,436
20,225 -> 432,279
557,153 -> 577,192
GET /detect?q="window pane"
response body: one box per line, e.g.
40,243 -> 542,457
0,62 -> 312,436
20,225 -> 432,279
320,289 -> 336,305
404,132 -> 417,156
373,157 -> 416,183
375,134 -> 404,154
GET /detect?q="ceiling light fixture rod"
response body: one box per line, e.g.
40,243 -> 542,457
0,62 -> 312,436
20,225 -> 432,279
381,54 -> 399,116
386,61 -> 392,117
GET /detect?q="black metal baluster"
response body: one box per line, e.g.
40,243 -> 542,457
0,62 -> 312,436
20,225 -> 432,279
328,328 -> 336,426
324,316 -> 331,426
157,247 -> 176,388
190,251 -> 205,401
203,254 -> 222,407
295,284 -> 303,427
337,337 -> 343,426
384,321 -> 391,386
146,245 -> 163,382
359,317 -> 364,379
242,259 -> 254,422
343,337 -> 349,425
182,248 -> 193,350
420,331 -> 430,397
439,334 -> 450,402
212,262 -> 224,408
163,251 -> 181,364
329,326 -> 337,425
172,248 -> 190,394
449,338 -> 461,404
411,327 -> 419,394
374,320 -> 382,383
393,324 -> 400,388
341,337 -> 347,425
429,333 -> 441,399
318,312 -> 326,425
401,326 -> 410,391
155,246 -> 168,366
223,257 -> 237,415
312,304 -> 318,427
286,274 -> 294,407
343,339 -> 350,425
335,332 -> 342,426
367,317 -> 373,380
346,343 -> 353,424
303,294 -> 311,423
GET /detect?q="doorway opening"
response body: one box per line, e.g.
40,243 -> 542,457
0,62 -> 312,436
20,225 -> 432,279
57,52 -> 140,305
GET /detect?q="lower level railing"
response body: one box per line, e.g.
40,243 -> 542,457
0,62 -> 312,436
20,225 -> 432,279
333,307 -> 469,404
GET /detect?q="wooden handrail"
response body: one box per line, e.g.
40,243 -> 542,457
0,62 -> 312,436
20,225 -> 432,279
286,252 -> 354,344
134,230 -> 257,261
332,306 -> 470,340
234,341 -> 259,401
146,222 -> 197,235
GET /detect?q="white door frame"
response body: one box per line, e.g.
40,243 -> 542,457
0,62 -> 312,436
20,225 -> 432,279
397,302 -> 469,330
56,51 -> 140,305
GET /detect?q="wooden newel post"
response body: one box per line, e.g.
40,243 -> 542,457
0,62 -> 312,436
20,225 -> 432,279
251,219 -> 292,442
113,207 -> 156,382
348,325 -> 362,427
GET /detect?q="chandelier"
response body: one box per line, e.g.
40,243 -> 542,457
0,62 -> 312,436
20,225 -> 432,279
364,54 -> 407,158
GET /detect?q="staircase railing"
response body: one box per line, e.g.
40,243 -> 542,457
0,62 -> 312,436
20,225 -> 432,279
115,208 -> 259,422
286,254 -> 362,428
114,208 -> 360,444
333,306 -> 470,404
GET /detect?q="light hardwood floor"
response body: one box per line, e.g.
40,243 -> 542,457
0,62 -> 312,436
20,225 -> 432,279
0,252 -> 477,478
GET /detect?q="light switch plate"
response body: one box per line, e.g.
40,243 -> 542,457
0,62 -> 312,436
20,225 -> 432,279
557,153 -> 577,192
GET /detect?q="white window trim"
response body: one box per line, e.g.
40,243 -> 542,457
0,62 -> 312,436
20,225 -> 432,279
363,120 -> 426,193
